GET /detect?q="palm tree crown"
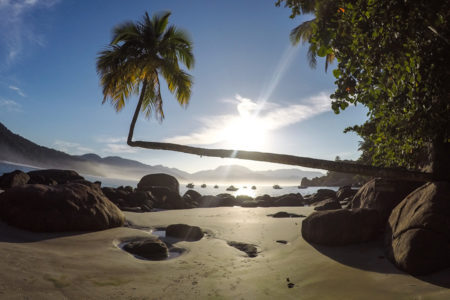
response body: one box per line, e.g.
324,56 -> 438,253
97,11 -> 194,142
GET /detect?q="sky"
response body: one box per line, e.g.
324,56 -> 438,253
0,0 -> 368,173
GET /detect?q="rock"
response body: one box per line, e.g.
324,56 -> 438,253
236,195 -> 253,203
302,208 -> 381,246
149,187 -> 186,209
336,186 -> 357,202
198,195 -> 221,207
227,241 -> 258,257
137,173 -> 179,194
183,189 -> 202,202
124,191 -> 153,212
313,198 -> 341,211
217,193 -> 240,207
308,189 -> 337,204
0,170 -> 30,189
101,187 -> 130,207
166,224 -> 204,241
226,185 -> 238,191
351,178 -> 423,222
255,194 -> 273,207
385,182 -> 450,275
273,193 -> 304,206
269,211 -> 305,218
28,169 -> 84,185
122,237 -> 168,260
0,183 -> 124,232
241,200 -> 258,207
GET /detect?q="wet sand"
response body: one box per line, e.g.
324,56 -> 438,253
0,206 -> 449,299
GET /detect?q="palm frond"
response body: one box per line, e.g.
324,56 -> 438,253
290,19 -> 315,45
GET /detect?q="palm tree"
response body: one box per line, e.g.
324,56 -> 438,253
97,11 -> 194,145
96,11 -> 434,182
288,0 -> 335,71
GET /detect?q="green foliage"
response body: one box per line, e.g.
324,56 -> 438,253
97,11 -> 194,121
279,0 -> 450,169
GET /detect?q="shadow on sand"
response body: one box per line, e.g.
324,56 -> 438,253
309,238 -> 450,289
0,220 -> 97,243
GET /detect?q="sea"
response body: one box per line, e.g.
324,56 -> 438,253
0,160 -> 338,197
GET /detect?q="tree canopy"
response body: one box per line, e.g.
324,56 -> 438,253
277,0 -> 450,171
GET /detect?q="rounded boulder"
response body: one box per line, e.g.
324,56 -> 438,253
0,183 -> 125,232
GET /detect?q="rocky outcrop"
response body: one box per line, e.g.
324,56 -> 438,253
313,198 -> 341,211
166,224 -> 204,241
148,187 -> 187,209
121,237 -> 168,260
27,169 -> 84,185
183,189 -> 202,202
308,189 -> 337,205
302,208 -> 381,246
336,186 -> 357,202
273,193 -> 304,207
137,173 -> 179,194
198,195 -> 221,207
385,182 -> 450,275
351,178 -> 423,222
0,183 -> 124,232
0,170 -> 30,189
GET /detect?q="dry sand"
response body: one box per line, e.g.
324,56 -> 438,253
0,206 -> 449,299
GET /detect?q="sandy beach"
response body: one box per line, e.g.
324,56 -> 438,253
0,206 -> 448,299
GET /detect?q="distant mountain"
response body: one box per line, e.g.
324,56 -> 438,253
0,122 -> 323,184
191,165 -> 323,184
0,122 -> 188,180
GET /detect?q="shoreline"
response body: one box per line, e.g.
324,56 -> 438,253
0,207 -> 448,299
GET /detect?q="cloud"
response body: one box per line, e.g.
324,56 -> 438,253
53,140 -> 93,155
0,0 -> 59,65
103,143 -> 138,154
164,92 -> 332,146
8,85 -> 25,97
95,136 -> 138,154
0,98 -> 21,111
95,136 -> 127,144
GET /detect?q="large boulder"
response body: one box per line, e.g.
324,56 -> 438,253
149,187 -> 186,209
351,178 -> 423,222
183,189 -> 202,202
28,169 -> 84,185
122,237 -> 168,260
198,195 -> 221,207
217,193 -> 240,207
166,224 -> 204,241
308,189 -> 337,205
302,208 -> 381,246
0,183 -> 124,232
273,193 -> 304,207
385,182 -> 450,275
336,186 -> 357,202
0,170 -> 30,189
137,173 -> 179,194
101,186 -> 130,207
254,194 -> 273,207
313,198 -> 341,211
123,191 -> 153,212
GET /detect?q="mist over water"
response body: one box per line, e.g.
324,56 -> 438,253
0,161 -> 337,197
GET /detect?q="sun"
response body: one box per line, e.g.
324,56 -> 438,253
222,116 -> 267,150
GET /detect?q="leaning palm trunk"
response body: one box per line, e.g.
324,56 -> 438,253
127,138 -> 435,182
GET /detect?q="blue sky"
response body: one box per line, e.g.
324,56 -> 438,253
0,0 -> 368,173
